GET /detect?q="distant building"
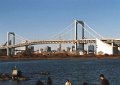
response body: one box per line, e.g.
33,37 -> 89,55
77,44 -> 84,52
39,48 -> 43,53
16,45 -> 34,54
71,46 -> 75,52
96,39 -> 119,55
0,49 -> 7,56
113,43 -> 119,55
57,48 -> 61,52
96,39 -> 112,55
28,46 -> 34,52
88,45 -> 94,54
45,46 -> 51,52
66,47 -> 71,52
62,49 -> 66,52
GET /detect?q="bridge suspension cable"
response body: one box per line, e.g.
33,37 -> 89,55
55,27 -> 74,40
15,33 -> 30,42
84,22 -> 104,39
82,26 -> 97,39
47,21 -> 74,40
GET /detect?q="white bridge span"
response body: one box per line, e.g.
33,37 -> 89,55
0,39 -> 120,49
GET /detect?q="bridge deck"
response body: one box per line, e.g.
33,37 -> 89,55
0,39 -> 120,49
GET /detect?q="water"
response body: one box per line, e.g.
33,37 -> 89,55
0,58 -> 120,85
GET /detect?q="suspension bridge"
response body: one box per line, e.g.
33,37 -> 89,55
0,20 -> 120,56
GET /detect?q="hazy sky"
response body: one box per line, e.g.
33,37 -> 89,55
0,0 -> 120,44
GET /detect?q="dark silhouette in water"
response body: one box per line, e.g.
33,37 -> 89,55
47,77 -> 52,85
36,80 -> 44,85
83,82 -> 88,85
11,66 -> 26,80
12,66 -> 19,80
99,74 -> 109,85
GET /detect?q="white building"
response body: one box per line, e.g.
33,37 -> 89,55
96,39 -> 113,55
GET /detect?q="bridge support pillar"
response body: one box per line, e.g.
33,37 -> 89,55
74,20 -> 84,52
74,20 -> 77,52
7,32 -> 15,56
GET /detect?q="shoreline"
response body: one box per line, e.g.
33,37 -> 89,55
1,54 -> 120,61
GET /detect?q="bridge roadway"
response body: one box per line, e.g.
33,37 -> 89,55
0,39 -> 120,49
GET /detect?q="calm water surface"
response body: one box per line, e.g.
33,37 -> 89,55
0,58 -> 120,85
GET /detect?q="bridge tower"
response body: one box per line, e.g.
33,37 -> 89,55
74,20 -> 84,52
7,32 -> 15,56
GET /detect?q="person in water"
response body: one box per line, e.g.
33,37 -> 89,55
83,82 -> 88,85
99,74 -> 109,85
12,66 -> 22,80
36,80 -> 44,85
47,77 -> 52,85
65,79 -> 71,85
12,66 -> 18,79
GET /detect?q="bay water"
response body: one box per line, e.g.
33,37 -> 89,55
0,58 -> 120,85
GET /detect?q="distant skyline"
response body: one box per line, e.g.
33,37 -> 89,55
0,0 -> 120,45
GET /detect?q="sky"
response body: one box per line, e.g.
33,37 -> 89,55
0,0 -> 120,45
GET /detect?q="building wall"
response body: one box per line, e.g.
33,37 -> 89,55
113,43 -> 119,54
88,45 -> 95,54
96,39 -> 113,55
